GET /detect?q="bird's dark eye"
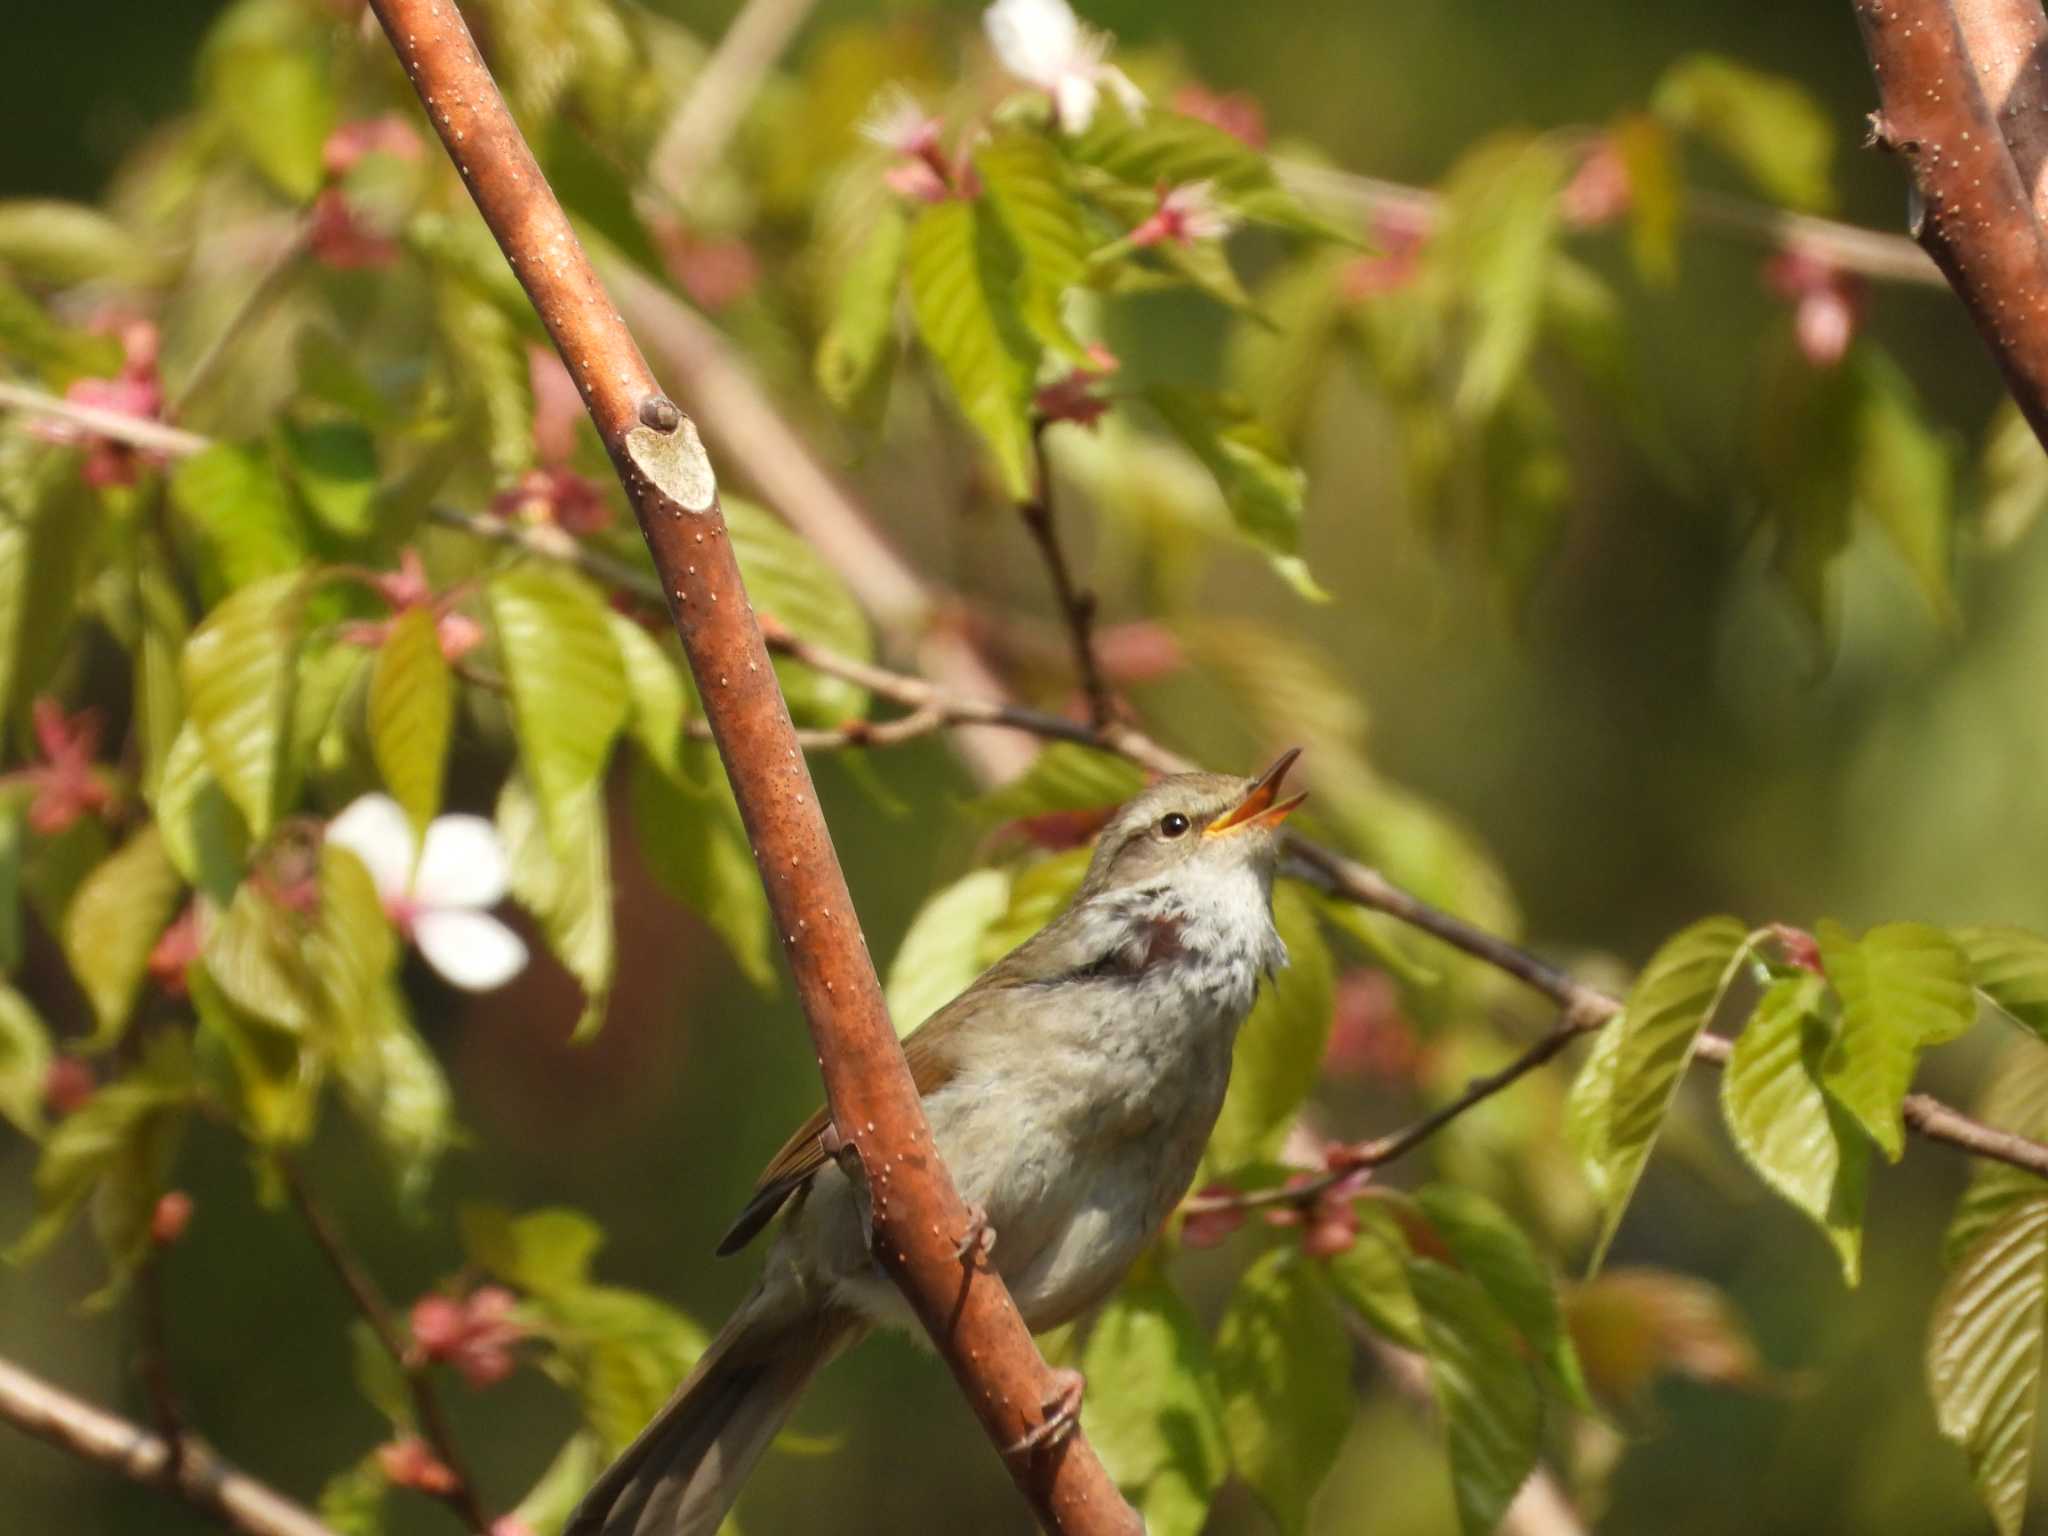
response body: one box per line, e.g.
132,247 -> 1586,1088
1159,812 -> 1191,838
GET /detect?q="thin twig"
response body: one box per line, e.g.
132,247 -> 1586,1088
0,380 -> 211,458
0,1353 -> 339,1536
1019,421 -> 1116,729
167,221 -> 311,422
282,1162 -> 492,1534
646,0 -> 819,211
136,1252 -> 186,1475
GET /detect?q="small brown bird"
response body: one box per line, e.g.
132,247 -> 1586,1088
569,752 -> 1306,1536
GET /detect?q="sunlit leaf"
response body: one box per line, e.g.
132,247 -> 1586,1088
153,723 -> 249,904
886,867 -> 1012,1038
279,418 -> 380,539
1979,403 -> 2048,549
906,199 -> 1040,499
171,443 -> 313,595
973,741 -> 1146,826
317,1451 -> 389,1536
368,607 -> 454,838
1653,53 -> 1835,211
500,775 -> 614,1039
1146,386 -> 1323,600
1410,1257 -> 1545,1536
817,203 -> 908,421
1957,925 -> 2048,1042
462,1203 -> 605,1299
724,495 -> 872,725
339,984 -> 455,1206
1081,1281 -> 1229,1536
1215,1248 -> 1352,1535
1067,103 -> 1327,235
1614,114 -> 1680,283
1943,1041 -> 2048,1267
181,571 -> 305,839
1587,916 -> 1749,1265
201,0 -> 336,200
0,982 -> 52,1140
206,878 -> 318,1036
1854,349 -> 1956,624
435,273 -> 537,484
1719,972 -> 1869,1283
1928,1194 -> 2048,1536
0,200 -> 151,284
1820,920 -> 1973,1161
1326,1200 -> 1423,1348
1209,886 -> 1334,1170
134,558 -> 189,803
61,827 -> 182,1051
607,612 -> 690,779
976,129 -> 1087,354
980,846 -> 1093,961
629,752 -> 774,991
190,964 -> 320,1148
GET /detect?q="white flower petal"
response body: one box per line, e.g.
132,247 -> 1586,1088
1103,64 -> 1147,122
326,794 -> 416,899
413,814 -> 511,910
984,0 -> 1081,87
414,908 -> 528,991
1053,72 -> 1100,135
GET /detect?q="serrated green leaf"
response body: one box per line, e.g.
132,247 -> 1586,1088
1081,1281 -> 1229,1536
500,775 -> 613,1039
1416,1184 -> 1592,1410
1720,973 -> 1869,1283
1944,1042 -> 2048,1267
207,878 -> 318,1035
606,612 -> 690,779
1068,104 -> 1327,236
1215,1249 -> 1352,1535
489,564 -> 629,845
1410,1257 -> 1545,1536
1928,1194 -> 2048,1536
170,443 -> 314,596
1208,886 -> 1333,1170
152,723 -> 248,904
1328,1200 -> 1424,1348
9,1031 -> 191,1270
435,274 -> 536,484
907,200 -> 1040,499
816,204 -> 907,420
311,843 -> 397,1051
973,741 -> 1147,826
628,753 -> 773,991
723,495 -> 871,725
181,571 -> 304,838
1653,53 -> 1835,212
1820,920 -> 1974,1161
979,846 -> 1093,962
202,5 -> 335,200
976,129 -> 1087,353
0,200 -> 150,284
1146,386 -> 1323,600
339,985 -> 454,1207
61,827 -> 182,1051
0,981 -> 52,1139
886,868 -> 1012,1038
462,1204 -> 605,1299
1959,926 -> 2048,1042
279,418 -> 379,538
368,607 -> 454,837
1588,916 -> 1749,1265
190,962 -> 320,1147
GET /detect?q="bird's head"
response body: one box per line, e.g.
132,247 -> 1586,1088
1078,749 -> 1305,900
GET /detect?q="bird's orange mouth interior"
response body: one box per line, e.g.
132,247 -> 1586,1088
1206,747 -> 1307,835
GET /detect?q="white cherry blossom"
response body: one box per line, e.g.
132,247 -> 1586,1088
983,0 -> 1145,134
328,793 -> 528,992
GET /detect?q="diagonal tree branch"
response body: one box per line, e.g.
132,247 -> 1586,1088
645,0 -> 819,211
1019,422 -> 1116,729
363,3 -> 1140,1529
0,1353 -> 339,1536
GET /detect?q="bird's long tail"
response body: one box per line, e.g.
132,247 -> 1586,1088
566,1292 -> 862,1536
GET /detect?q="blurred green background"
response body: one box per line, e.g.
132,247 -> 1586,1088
2,1 -> 2036,1533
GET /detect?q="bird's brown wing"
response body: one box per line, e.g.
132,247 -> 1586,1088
713,1023 -> 965,1256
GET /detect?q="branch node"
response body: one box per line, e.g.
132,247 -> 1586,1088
638,393 -> 683,433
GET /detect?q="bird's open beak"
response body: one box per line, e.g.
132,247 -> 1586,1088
1205,747 -> 1307,836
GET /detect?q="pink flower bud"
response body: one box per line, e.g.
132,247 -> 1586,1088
151,1191 -> 195,1246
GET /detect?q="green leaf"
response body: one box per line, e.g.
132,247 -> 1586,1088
628,753 -> 774,991
318,1452 -> 389,1536
489,564 -> 629,844
1980,403 -> 2048,549
979,846 -> 1093,962
0,200 -> 150,284
1081,1281 -> 1229,1536
1146,386 -> 1323,601
607,612 -> 689,779
339,985 -> 454,1205
1416,1184 -> 1592,1410
1854,349 -> 1956,624
973,741 -> 1147,826
1614,114 -> 1681,283
190,963 -> 320,1148
279,419 -> 380,539
0,810 -> 20,976
368,607 -> 454,837
1587,916 -> 1749,1265
1928,1194 -> 2048,1536
1410,1257 -> 1546,1536
1958,925 -> 2048,1041
350,1317 -> 415,1429
181,571 -> 305,839
885,868 -> 1012,1038
135,558 -> 189,803
311,844 -> 398,1051
61,827 -> 182,1051
170,443 -> 313,595
152,723 -> 249,904
500,776 -> 614,1039
0,982 -> 52,1139
0,272 -> 122,382
976,129 -> 1088,353
201,3 -> 335,200
462,1204 -> 605,1299
206,878 -> 318,1035
1214,1249 -> 1352,1535
1327,1200 -> 1423,1348
1653,53 -> 1835,211
816,204 -> 907,420
1208,886 -> 1334,1169
1943,1041 -> 2048,1267
1067,104 -> 1326,235
723,495 -> 872,725
435,274 -> 537,484
1720,973 -> 1869,1283
1819,920 -> 1974,1161
906,199 -> 1040,499
9,1032 -> 192,1270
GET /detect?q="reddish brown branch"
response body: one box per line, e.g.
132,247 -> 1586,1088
1855,0 -> 2048,449
1953,0 -> 2048,218
0,1354 -> 339,1536
365,4 -> 1139,1529
282,1163 -> 492,1534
